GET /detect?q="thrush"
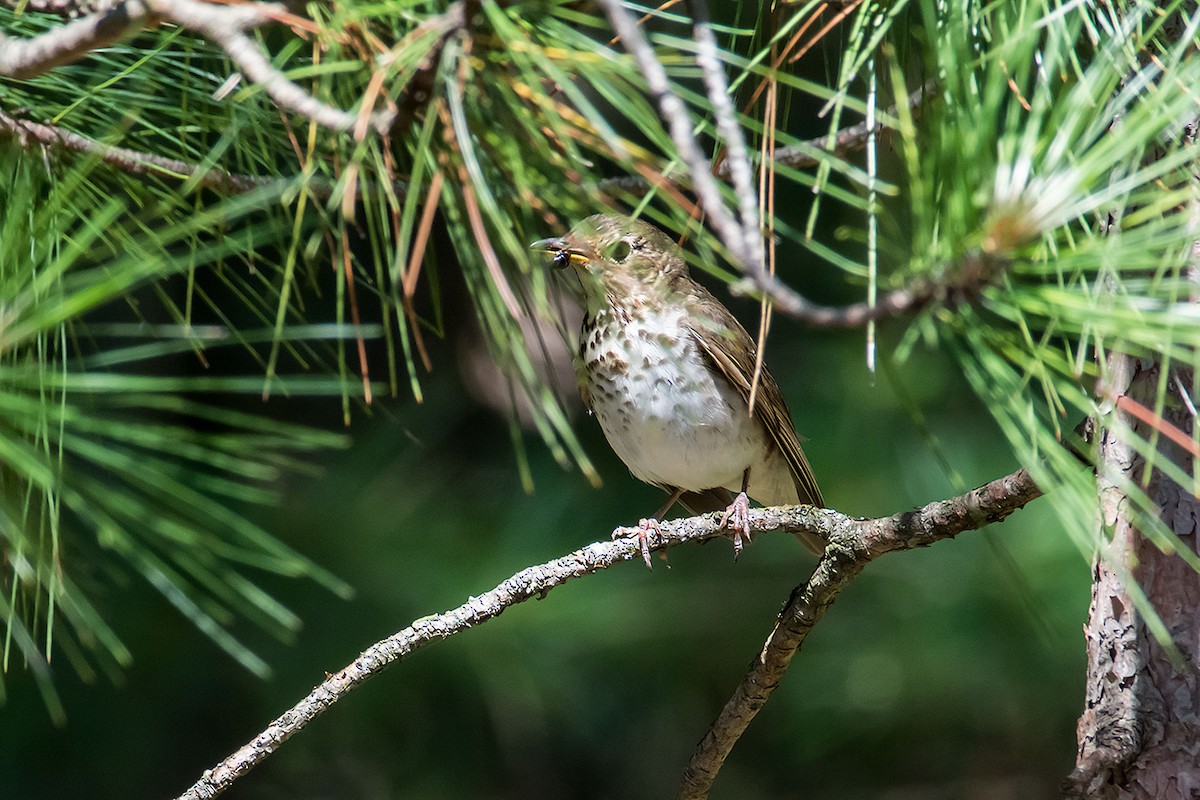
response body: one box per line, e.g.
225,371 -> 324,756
533,214 -> 824,565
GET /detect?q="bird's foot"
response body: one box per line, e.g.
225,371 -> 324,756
718,492 -> 752,558
613,518 -> 662,569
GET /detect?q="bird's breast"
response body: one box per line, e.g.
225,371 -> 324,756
580,305 -> 768,493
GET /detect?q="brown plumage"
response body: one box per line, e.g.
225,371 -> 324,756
534,214 -> 824,557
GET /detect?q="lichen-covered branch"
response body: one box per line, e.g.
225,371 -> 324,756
677,467 -> 1042,800
729,247 -> 1002,328
174,467 -> 1041,800
0,100 -> 418,199
0,0 -> 155,79
0,0 -> 387,133
1,0 -> 117,17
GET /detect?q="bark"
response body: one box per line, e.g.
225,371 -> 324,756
1066,356 -> 1200,798
1068,8 -> 1200,787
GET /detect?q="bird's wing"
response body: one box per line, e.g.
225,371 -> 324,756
575,332 -> 593,411
685,300 -> 824,509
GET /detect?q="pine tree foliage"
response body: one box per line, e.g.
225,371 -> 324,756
1,0 -> 1197,715
900,1 -> 1200,559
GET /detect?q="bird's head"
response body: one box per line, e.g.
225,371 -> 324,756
532,214 -> 688,307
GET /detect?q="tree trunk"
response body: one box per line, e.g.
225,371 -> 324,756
1066,354 -> 1200,798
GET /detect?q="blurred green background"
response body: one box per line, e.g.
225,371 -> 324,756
0,302 -> 1088,799
0,3 -> 1109,795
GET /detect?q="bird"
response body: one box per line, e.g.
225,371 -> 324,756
532,214 -> 824,565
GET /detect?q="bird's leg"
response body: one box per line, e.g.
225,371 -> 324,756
718,469 -> 753,557
612,518 -> 662,569
652,487 -> 686,520
613,487 -> 685,569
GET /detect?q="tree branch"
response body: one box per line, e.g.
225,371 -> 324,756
1,0 -> 118,17
173,467 -> 1041,800
596,0 -> 760,273
592,12 -> 950,329
677,467 -> 1042,799
0,106 -> 417,200
0,0 -> 155,79
150,0 -> 382,133
758,81 -> 935,175
595,79 -> 951,329
597,81 -> 936,192
730,247 -> 1002,328
687,0 -> 761,260
0,0 -> 392,133
0,107 -> 278,194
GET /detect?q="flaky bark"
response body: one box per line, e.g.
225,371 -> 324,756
1066,7 -> 1200,788
1066,356 -> 1200,798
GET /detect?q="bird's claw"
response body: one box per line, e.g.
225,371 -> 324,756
718,492 -> 752,559
613,518 -> 662,569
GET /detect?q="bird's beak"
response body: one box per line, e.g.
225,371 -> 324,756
531,237 -> 589,270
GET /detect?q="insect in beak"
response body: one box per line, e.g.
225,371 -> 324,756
531,237 -> 589,270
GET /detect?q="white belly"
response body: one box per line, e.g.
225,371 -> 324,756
582,306 -> 796,504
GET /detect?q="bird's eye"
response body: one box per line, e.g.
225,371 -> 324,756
551,250 -> 571,269
606,240 -> 631,263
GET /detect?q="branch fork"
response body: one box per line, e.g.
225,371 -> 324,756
174,467 -> 1042,800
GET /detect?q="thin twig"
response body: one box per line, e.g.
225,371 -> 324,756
0,109 -> 413,200
677,467 -> 1042,799
600,82 -> 945,328
174,468 -> 1042,800
597,82 -> 933,193
597,0 -> 933,314
740,278 -> 929,326
772,82 -> 935,172
151,0 -> 381,133
596,0 -> 758,272
0,107 -> 275,193
688,0 -> 760,259
754,82 -> 937,329
728,246 -> 998,328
